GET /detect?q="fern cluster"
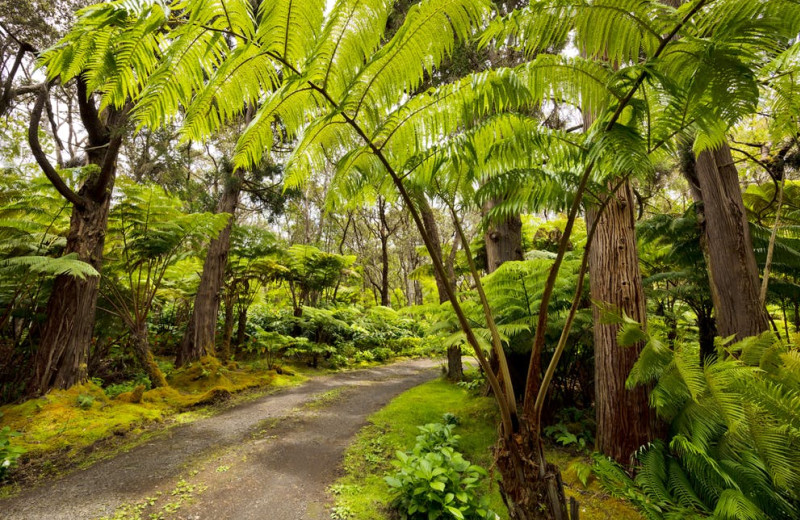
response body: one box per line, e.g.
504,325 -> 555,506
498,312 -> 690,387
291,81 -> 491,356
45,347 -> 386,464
595,325 -> 800,520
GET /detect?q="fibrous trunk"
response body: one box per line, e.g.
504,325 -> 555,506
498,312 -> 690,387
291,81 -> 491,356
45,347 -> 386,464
29,191 -> 112,394
483,199 -> 523,274
176,174 -> 241,366
691,144 -> 769,339
495,419 -> 571,520
220,290 -> 235,361
586,179 -> 660,465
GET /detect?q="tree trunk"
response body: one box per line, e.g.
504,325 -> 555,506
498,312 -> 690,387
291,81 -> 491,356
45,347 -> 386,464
234,303 -> 248,351
484,199 -> 523,274
495,421 -> 570,520
697,308 -> 717,362
690,144 -> 770,339
379,232 -> 391,306
419,196 -> 464,380
29,192 -> 112,394
27,82 -> 126,396
176,173 -> 241,366
132,323 -> 167,388
586,180 -> 660,465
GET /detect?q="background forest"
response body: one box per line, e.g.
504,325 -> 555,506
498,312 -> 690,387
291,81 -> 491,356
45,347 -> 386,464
1,1 -> 800,519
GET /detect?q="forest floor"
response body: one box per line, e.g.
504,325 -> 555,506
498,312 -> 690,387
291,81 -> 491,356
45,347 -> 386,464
0,358 -> 439,520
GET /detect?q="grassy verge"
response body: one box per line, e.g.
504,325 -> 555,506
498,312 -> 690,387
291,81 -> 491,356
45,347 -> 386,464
330,377 -> 642,520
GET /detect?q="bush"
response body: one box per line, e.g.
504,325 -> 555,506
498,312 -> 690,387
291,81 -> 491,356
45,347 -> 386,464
0,414 -> 24,480
385,417 -> 496,520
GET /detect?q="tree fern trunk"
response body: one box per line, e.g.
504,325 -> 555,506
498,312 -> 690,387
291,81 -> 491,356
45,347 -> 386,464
495,419 -> 570,520
483,199 -> 523,274
220,290 -> 235,361
176,172 -> 240,366
586,180 -> 660,465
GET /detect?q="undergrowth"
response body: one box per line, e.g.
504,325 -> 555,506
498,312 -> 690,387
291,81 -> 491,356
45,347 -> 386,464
330,374 -> 642,520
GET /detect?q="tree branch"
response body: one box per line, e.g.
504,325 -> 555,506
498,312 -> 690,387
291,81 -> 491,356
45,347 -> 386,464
28,87 -> 86,208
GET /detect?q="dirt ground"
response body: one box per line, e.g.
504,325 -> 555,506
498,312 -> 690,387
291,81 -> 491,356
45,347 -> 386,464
0,358 -> 439,520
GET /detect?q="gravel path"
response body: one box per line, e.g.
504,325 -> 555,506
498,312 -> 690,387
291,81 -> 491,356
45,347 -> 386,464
0,358 -> 440,520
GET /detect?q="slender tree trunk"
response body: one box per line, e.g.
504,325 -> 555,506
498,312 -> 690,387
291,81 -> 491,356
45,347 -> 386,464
697,308 -> 718,362
234,304 -> 248,351
495,422 -> 570,520
586,180 -> 660,465
30,191 -> 112,394
419,196 -> 463,380
132,322 -> 166,388
690,144 -> 770,339
379,233 -> 391,306
176,173 -> 241,366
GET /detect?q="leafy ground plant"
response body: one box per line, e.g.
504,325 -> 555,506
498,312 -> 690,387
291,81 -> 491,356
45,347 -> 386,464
385,417 -> 497,520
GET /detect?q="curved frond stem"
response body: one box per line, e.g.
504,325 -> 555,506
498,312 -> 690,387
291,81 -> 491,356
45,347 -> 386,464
446,199 -> 518,418
759,171 -> 787,305
522,0 -> 710,417
531,172 -> 631,428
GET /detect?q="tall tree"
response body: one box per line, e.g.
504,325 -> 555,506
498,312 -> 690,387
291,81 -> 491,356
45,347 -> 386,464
27,80 -> 127,394
64,0 -> 796,517
419,195 -> 463,380
177,166 -> 240,366
585,181 -> 660,464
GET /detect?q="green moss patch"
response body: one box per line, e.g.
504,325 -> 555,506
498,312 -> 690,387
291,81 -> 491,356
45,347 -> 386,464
0,356 -> 302,483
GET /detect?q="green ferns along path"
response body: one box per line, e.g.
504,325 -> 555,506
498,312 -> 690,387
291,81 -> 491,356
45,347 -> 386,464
0,359 -> 438,520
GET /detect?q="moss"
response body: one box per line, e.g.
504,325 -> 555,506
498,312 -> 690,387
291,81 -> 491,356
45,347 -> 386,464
0,357 -> 288,473
331,378 -> 643,520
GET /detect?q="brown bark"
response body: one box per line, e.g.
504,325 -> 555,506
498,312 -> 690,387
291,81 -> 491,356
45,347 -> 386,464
586,180 -> 660,465
176,172 -> 241,366
378,197 -> 392,307
234,304 -> 248,351
27,82 -> 126,395
691,144 -> 769,339
30,192 -> 112,393
495,420 -> 570,520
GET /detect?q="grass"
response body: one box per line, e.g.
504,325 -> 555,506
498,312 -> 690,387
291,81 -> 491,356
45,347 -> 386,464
330,376 -> 643,520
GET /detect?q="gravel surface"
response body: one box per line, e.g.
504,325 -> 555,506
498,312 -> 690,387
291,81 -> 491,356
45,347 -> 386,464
0,358 -> 439,520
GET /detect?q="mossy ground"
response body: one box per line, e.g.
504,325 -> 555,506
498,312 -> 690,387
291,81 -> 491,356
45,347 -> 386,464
0,356 -> 309,492
330,377 -> 642,520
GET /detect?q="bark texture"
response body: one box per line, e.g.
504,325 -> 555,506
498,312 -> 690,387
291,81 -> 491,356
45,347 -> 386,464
27,83 -> 126,395
495,421 -> 571,520
691,144 -> 769,339
30,191 -> 112,393
586,180 -> 660,465
176,173 -> 241,366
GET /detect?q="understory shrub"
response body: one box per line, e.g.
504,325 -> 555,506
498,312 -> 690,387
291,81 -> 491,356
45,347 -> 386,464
386,415 -> 497,520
